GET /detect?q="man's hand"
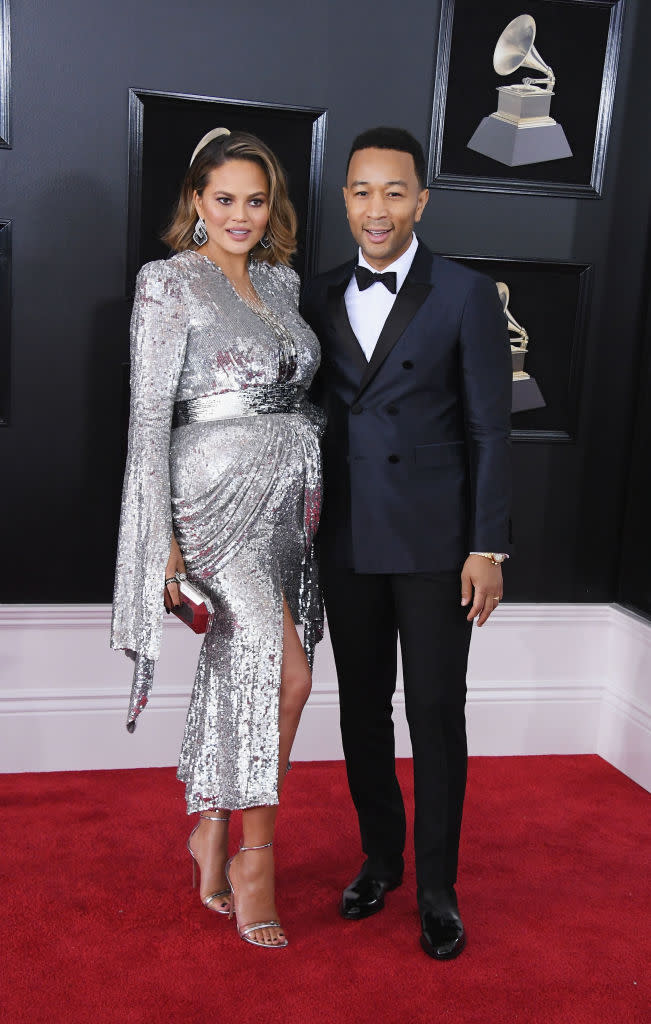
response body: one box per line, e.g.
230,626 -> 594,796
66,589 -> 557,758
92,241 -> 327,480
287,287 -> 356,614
461,555 -> 503,627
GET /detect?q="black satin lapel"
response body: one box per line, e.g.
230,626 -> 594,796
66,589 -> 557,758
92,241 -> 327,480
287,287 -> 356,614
327,280 -> 369,376
356,280 -> 432,396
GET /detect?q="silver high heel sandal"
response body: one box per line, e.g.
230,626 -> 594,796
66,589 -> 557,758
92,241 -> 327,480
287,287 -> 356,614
187,812 -> 232,915
224,842 -> 288,948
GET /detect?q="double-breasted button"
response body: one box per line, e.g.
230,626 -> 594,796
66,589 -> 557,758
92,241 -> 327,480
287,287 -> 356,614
350,403 -> 363,415
387,404 -> 399,416
402,360 -> 414,369
388,454 -> 400,464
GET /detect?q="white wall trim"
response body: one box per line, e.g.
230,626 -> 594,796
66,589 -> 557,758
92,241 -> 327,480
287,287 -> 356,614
597,604 -> 651,790
1,603 -> 648,789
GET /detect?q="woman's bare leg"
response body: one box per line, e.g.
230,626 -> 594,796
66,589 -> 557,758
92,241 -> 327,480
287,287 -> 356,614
277,596 -> 312,794
187,810 -> 232,912
229,597 -> 312,945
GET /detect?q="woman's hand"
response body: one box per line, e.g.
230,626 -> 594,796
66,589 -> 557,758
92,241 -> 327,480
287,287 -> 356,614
164,533 -> 187,611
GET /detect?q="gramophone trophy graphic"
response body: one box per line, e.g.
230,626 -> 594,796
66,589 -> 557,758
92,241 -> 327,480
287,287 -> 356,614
468,14 -> 573,167
496,282 -> 546,413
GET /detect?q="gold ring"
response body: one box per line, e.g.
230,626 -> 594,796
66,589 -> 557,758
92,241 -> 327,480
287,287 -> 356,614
492,596 -> 500,603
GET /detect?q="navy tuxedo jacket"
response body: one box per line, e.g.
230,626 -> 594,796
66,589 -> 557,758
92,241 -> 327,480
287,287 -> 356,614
300,240 -> 512,573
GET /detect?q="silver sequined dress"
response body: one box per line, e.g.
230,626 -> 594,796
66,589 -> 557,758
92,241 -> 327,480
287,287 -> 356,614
111,251 -> 323,812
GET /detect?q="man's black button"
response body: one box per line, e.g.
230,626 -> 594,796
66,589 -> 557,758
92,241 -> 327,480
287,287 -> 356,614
402,360 -> 414,369
350,403 -> 363,415
387,405 -> 399,415
388,454 -> 400,464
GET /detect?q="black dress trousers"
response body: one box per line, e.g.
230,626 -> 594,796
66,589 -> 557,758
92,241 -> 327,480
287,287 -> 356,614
321,563 -> 473,899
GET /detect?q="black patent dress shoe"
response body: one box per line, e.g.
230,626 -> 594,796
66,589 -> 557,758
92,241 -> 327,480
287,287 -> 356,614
420,889 -> 465,960
341,861 -> 403,920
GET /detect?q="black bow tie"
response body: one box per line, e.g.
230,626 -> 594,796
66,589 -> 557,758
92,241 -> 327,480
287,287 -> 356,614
354,265 -> 398,294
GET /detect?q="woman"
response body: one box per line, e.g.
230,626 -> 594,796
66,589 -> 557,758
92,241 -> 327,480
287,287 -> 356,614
111,128 -> 323,948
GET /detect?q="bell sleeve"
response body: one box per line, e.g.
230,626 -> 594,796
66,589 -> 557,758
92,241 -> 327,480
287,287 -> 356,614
110,260 -> 188,728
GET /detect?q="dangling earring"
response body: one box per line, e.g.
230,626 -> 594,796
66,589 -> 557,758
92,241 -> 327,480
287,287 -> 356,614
259,233 -> 272,249
193,216 -> 208,246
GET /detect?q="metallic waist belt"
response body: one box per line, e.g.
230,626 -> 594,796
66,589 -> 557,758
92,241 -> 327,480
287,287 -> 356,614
173,383 -> 308,427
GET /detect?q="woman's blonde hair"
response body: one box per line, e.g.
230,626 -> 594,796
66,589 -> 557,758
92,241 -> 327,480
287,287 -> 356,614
162,131 -> 297,266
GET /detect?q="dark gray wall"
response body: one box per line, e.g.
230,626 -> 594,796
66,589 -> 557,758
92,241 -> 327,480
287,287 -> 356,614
618,215 -> 651,616
1,0 -> 649,606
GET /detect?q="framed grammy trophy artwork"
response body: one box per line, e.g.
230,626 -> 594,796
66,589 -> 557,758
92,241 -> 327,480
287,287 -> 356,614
428,0 -> 626,197
0,0 -> 10,148
126,89 -> 327,293
0,219 -> 11,425
443,255 -> 592,441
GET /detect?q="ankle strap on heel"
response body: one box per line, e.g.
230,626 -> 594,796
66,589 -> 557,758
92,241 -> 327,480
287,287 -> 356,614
240,841 -> 273,852
200,812 -> 231,822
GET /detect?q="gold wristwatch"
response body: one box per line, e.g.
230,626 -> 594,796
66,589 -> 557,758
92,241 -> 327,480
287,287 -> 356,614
474,552 -> 507,566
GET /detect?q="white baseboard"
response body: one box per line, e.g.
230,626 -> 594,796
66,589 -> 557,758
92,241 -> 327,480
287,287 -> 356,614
598,606 -> 651,791
0,603 -> 648,790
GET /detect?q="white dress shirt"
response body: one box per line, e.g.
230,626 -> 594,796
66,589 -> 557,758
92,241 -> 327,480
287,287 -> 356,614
344,233 -> 419,361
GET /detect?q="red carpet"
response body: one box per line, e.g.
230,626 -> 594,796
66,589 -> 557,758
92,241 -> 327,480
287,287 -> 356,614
1,756 -> 649,1024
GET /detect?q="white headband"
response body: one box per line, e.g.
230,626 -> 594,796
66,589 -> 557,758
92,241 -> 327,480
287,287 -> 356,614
189,127 -> 231,167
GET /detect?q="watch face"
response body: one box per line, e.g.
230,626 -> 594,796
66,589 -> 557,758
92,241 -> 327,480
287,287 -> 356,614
493,554 -> 506,564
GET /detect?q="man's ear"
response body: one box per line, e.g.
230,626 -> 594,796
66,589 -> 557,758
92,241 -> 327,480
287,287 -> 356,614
414,188 -> 429,223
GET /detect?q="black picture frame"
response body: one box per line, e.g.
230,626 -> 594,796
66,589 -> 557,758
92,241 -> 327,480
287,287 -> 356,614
443,254 -> 592,441
0,0 -> 10,148
126,89 -> 327,293
429,0 -> 625,197
0,219 -> 11,425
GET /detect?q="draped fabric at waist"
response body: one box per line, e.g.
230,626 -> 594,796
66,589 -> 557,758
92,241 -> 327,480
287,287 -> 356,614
173,383 -> 309,427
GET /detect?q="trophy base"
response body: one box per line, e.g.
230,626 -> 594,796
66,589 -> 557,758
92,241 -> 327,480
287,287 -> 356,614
468,115 -> 573,167
512,375 -> 546,414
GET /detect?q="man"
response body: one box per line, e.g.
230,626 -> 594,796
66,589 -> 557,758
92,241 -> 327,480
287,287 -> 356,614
301,127 -> 511,960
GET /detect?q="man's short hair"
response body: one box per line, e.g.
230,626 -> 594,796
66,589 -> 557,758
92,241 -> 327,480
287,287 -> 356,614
347,127 -> 427,190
